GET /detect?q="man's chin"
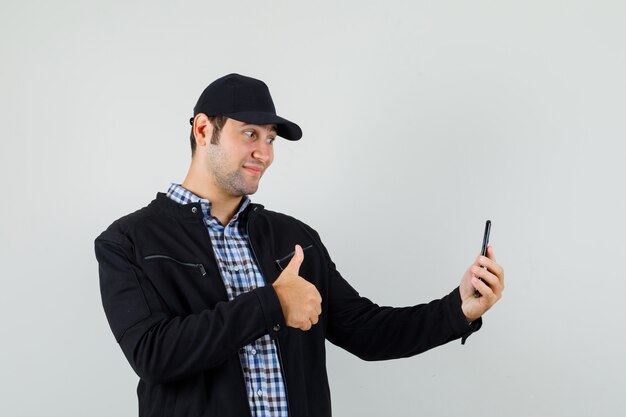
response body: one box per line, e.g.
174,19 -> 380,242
244,184 -> 260,195
220,173 -> 261,197
232,182 -> 260,197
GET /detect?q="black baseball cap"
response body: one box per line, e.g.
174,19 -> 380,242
190,73 -> 302,141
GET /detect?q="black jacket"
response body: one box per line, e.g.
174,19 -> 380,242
95,193 -> 479,417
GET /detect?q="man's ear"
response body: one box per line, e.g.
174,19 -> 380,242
192,113 -> 212,147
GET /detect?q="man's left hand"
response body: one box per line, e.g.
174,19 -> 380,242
459,245 -> 504,322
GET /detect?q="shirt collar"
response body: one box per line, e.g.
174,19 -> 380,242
165,183 -> 251,223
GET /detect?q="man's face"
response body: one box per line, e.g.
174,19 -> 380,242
204,118 -> 276,197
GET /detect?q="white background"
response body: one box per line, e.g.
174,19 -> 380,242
1,1 -> 625,416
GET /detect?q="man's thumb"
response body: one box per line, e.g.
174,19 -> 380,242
285,244 -> 304,274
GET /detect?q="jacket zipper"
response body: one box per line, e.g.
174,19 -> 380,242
238,358 -> 254,417
246,206 -> 292,416
143,254 -> 206,276
274,339 -> 291,412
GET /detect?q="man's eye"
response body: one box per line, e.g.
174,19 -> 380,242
266,137 -> 275,145
244,130 -> 254,138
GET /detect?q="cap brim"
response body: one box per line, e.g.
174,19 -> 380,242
225,111 -> 302,141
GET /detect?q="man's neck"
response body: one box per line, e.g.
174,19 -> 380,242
181,173 -> 243,227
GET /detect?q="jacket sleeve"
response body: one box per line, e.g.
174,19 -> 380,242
309,231 -> 480,360
95,230 -> 286,385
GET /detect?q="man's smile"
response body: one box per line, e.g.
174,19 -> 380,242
242,162 -> 265,176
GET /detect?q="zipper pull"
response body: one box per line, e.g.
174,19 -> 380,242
197,264 -> 207,276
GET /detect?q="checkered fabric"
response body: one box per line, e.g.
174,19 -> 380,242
166,183 -> 289,417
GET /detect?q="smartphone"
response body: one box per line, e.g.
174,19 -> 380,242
474,220 -> 491,297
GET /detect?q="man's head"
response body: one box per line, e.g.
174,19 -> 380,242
189,73 -> 302,156
187,74 -> 301,197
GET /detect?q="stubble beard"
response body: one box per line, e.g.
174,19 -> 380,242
208,144 -> 260,197
215,170 -> 259,196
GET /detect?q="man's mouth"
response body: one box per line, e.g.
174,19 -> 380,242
242,163 -> 264,176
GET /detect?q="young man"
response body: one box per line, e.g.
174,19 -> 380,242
95,73 -> 504,417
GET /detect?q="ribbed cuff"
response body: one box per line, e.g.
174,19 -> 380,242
446,287 -> 482,345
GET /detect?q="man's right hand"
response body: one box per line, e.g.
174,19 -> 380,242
272,244 -> 322,331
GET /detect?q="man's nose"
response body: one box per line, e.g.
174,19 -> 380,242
252,140 -> 272,163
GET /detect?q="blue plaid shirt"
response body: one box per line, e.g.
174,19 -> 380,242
166,183 -> 289,417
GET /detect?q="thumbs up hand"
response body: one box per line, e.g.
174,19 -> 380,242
272,245 -> 322,331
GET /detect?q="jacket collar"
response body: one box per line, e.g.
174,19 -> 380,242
148,192 -> 264,221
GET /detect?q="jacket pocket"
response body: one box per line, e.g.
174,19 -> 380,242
144,254 -> 207,276
142,254 -> 217,314
274,244 -> 314,271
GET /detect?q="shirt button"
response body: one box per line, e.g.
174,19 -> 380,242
250,348 -> 257,355
272,324 -> 281,331
232,264 -> 240,272
257,389 -> 263,398
191,207 -> 198,214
